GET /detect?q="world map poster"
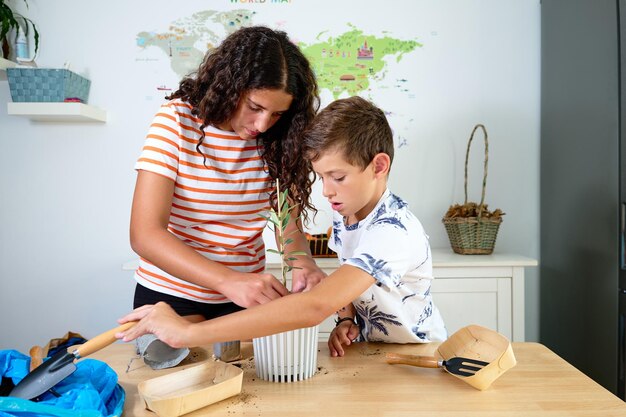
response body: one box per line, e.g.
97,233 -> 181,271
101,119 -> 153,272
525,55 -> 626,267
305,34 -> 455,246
135,7 -> 426,153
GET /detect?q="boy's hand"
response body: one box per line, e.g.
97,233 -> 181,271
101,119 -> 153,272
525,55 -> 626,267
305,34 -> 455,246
328,320 -> 359,357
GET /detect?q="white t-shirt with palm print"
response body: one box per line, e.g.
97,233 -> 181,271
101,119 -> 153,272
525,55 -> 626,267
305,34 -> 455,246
329,189 -> 447,343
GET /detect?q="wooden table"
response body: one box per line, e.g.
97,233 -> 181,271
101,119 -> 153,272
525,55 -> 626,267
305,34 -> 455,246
90,342 -> 626,417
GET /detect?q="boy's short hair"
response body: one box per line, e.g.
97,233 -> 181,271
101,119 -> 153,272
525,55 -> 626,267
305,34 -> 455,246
303,96 -> 394,170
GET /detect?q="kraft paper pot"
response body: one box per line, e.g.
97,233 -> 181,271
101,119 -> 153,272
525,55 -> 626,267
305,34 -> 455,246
436,324 -> 516,390
252,325 -> 319,383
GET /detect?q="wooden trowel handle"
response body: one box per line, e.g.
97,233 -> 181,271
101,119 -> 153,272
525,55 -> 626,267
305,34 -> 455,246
385,352 -> 440,368
74,322 -> 137,358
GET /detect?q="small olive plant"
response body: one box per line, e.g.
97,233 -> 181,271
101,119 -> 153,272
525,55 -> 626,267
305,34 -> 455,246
261,179 -> 307,286
0,0 -> 39,56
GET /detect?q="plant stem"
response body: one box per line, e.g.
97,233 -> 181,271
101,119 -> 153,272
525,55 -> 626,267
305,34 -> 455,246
276,178 -> 286,286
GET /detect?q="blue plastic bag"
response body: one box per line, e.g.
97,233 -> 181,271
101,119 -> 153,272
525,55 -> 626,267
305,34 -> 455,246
0,350 -> 124,417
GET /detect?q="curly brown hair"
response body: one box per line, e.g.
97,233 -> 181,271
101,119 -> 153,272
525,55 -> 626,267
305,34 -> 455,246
167,26 -> 320,223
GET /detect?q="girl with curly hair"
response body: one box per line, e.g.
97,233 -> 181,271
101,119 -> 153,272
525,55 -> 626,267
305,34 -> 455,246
130,26 -> 323,326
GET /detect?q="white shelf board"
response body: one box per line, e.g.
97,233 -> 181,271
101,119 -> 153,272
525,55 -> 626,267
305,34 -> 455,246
7,102 -> 107,122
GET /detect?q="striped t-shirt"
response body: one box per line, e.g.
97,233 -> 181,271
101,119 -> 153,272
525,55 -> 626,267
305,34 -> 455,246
134,100 -> 272,303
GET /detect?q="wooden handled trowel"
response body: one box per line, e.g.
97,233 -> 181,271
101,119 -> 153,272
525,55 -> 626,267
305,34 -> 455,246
386,353 -> 489,377
385,325 -> 517,390
10,322 -> 135,400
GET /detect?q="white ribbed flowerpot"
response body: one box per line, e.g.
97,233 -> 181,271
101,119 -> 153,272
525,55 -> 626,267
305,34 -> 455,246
253,325 -> 319,383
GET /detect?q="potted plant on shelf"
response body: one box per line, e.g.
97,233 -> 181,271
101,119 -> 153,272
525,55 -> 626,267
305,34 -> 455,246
1,0 -> 39,60
252,179 -> 320,383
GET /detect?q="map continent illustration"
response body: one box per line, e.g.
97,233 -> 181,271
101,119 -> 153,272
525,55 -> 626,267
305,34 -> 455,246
136,10 -> 420,100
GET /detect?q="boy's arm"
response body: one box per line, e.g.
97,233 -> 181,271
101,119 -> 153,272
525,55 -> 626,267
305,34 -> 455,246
329,303 -> 360,357
336,303 -> 357,321
118,265 -> 375,348
279,207 -> 326,292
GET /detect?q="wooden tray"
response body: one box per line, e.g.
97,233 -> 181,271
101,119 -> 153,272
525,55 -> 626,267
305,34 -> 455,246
138,360 -> 243,417
437,324 -> 516,390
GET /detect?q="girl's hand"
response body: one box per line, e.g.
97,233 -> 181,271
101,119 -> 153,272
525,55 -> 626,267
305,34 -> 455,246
328,320 -> 360,357
219,271 -> 290,307
116,302 -> 193,348
290,258 -> 326,292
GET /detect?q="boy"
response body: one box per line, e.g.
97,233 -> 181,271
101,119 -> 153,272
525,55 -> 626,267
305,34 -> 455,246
303,96 -> 447,355
117,96 -> 447,356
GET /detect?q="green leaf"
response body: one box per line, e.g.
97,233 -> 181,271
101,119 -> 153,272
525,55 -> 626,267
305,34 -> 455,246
266,249 -> 282,255
288,251 -> 308,256
287,202 -> 300,213
0,4 -> 17,41
284,238 -> 294,246
32,21 -> 38,52
282,214 -> 290,229
269,211 -> 280,226
281,190 -> 289,207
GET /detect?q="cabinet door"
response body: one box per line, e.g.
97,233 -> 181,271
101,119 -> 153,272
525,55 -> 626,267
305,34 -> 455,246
431,277 -> 512,339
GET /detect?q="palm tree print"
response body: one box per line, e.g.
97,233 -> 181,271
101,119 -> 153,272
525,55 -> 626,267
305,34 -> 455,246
369,216 -> 407,231
411,301 -> 433,340
349,253 -> 400,287
355,302 -> 403,340
401,293 -> 416,303
372,203 -> 388,220
332,220 -> 342,247
389,194 -> 409,210
367,198 -> 408,231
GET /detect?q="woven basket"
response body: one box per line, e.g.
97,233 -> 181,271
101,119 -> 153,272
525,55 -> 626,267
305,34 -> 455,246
7,68 -> 91,103
442,124 -> 502,255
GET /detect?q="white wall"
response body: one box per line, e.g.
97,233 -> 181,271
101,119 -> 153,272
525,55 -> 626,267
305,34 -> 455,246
0,0 -> 540,352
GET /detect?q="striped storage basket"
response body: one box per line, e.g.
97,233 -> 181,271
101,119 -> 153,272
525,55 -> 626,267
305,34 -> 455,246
7,68 -> 91,103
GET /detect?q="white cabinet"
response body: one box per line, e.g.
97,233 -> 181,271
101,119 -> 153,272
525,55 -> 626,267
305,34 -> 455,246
125,250 -> 537,342
430,250 -> 536,342
267,250 -> 537,342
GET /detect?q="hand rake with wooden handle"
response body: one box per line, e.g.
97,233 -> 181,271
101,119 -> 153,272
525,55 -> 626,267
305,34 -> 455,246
385,352 -> 489,377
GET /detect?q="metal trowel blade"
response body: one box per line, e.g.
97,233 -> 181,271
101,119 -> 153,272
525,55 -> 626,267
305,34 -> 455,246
9,350 -> 77,400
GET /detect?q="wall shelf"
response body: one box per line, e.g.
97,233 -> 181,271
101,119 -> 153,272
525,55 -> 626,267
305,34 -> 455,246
7,102 -> 107,122
0,57 -> 17,70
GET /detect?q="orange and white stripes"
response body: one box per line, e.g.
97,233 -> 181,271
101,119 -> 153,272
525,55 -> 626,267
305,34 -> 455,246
134,100 -> 272,302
